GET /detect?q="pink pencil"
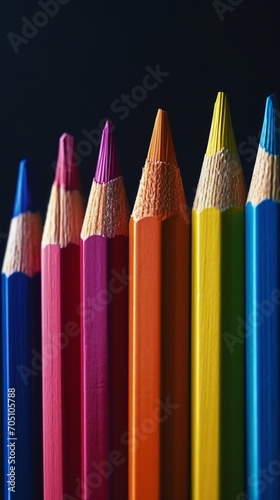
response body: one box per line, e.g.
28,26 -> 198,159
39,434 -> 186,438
41,133 -> 84,499
80,121 -> 129,500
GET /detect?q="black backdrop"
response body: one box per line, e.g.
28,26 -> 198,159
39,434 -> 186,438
1,0 -> 280,491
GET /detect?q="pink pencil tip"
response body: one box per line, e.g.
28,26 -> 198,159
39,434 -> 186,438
54,133 -> 81,191
94,121 -> 121,183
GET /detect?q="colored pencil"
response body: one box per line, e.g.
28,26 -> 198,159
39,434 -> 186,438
246,94 -> 280,499
191,92 -> 247,499
2,159 -> 43,499
129,109 -> 190,499
41,134 -> 84,499
80,120 -> 130,500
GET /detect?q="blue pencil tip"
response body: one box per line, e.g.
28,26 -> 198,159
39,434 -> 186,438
259,94 -> 280,155
13,159 -> 38,217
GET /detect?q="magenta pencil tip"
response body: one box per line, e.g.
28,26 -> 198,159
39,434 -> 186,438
94,121 -> 121,183
55,133 -> 81,191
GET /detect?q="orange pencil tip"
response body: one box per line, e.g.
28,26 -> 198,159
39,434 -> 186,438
147,109 -> 178,166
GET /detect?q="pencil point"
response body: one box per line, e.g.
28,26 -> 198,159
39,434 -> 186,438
55,133 -> 81,191
13,159 -> 38,217
259,94 -> 280,155
94,120 -> 121,183
147,109 -> 178,166
205,92 -> 237,156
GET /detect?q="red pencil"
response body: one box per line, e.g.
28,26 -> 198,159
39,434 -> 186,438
41,133 -> 84,499
80,120 -> 130,500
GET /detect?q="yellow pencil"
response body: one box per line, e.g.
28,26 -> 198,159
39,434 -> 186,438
191,92 -> 247,499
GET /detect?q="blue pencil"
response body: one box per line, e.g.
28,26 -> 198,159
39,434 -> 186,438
246,94 -> 280,499
2,159 -> 43,499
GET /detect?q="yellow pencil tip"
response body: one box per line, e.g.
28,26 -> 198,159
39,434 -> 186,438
205,92 -> 237,156
147,109 -> 178,165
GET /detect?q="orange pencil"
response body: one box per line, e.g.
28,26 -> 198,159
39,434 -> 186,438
129,109 -> 190,499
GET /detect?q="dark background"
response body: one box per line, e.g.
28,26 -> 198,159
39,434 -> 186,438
1,0 -> 279,491
1,0 -> 280,234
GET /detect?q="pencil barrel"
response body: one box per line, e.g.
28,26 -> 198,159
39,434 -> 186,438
246,200 -> 280,499
2,273 -> 42,500
191,207 -> 245,500
129,215 -> 189,499
81,235 -> 128,500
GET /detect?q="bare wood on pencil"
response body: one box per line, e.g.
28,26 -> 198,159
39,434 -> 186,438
193,150 -> 246,211
2,212 -> 42,276
131,160 -> 189,223
81,176 -> 129,239
247,146 -> 280,204
42,185 -> 84,247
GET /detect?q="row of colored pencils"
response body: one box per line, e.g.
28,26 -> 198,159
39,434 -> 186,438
2,92 -> 280,500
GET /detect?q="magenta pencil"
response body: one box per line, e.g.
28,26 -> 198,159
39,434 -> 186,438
80,121 -> 130,500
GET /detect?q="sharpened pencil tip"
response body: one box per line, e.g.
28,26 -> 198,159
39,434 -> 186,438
205,92 -> 237,156
146,109 -> 178,165
94,121 -> 121,183
55,133 -> 81,191
13,159 -> 38,217
259,94 -> 280,155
